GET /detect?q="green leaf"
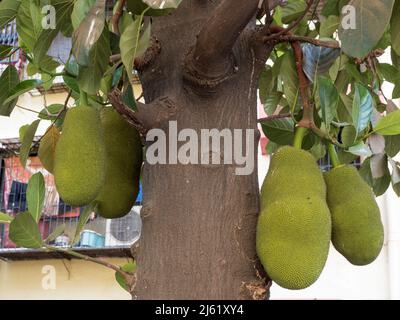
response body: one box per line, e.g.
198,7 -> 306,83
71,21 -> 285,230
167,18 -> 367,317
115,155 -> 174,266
115,262 -> 137,292
120,16 -> 151,84
389,159 -> 400,196
27,172 -> 45,222
143,0 -> 182,9
20,120 -> 41,168
38,125 -> 60,174
391,0 -> 400,55
281,50 -> 299,111
0,0 -> 21,29
318,76 -> 339,127
0,212 -> 13,224
385,135 -> 400,157
359,157 -> 391,196
45,224 -> 66,244
377,63 -> 400,83
4,79 -> 43,104
281,0 -> 307,24
51,0 -> 74,37
77,27 -> 111,95
38,104 -> 64,120
339,0 -> 395,58
302,45 -> 341,82
261,118 -> 295,145
352,83 -> 373,135
71,0 -> 96,30
72,0 -> 106,66
0,45 -> 13,59
0,65 -> 20,117
72,202 -> 97,246
9,212 -> 43,249
347,142 -> 372,157
320,15 -> 340,38
374,110 -> 400,135
16,0 -> 43,52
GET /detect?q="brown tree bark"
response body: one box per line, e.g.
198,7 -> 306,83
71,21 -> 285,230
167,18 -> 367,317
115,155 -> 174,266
131,0 -> 273,300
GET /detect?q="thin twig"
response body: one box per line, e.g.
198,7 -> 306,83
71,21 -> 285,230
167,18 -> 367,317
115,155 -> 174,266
262,0 -> 315,41
111,0 -> 126,35
15,105 -> 42,115
291,41 -> 314,129
279,35 -> 340,48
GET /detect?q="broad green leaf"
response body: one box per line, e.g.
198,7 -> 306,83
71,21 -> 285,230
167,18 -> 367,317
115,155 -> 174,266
16,0 -> 43,52
120,16 -> 151,84
4,79 -> 43,104
360,157 -> 391,196
264,92 -> 283,115
27,172 -> 45,222
127,0 -> 173,16
389,159 -> 400,196
348,142 -> 372,157
0,65 -> 20,117
261,118 -> 295,145
320,15 -> 340,38
143,0 -> 182,9
51,0 -> 74,37
38,125 -> 60,174
374,110 -> 400,135
391,0 -> 400,55
9,212 -> 43,249
72,0 -> 106,66
45,224 -> 66,243
385,135 -> 400,157
281,50 -> 299,111
72,202 -> 97,246
339,0 -> 395,58
20,120 -> 41,168
302,44 -> 341,82
341,125 -> 357,147
38,104 -> 64,120
0,212 -> 13,224
77,27 -> 111,95
322,0 -> 339,17
71,0 -> 96,30
318,76 -> 339,127
0,45 -> 12,59
378,63 -> 400,83
0,0 -> 21,29
115,262 -> 137,292
63,75 -> 80,93
352,83 -> 373,135
281,0 -> 306,24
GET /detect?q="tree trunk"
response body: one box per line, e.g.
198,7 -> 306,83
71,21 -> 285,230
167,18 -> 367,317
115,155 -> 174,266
133,0 -> 272,300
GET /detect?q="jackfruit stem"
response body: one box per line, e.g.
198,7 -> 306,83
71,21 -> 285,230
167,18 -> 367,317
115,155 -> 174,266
293,127 -> 308,149
80,91 -> 89,107
328,143 -> 341,168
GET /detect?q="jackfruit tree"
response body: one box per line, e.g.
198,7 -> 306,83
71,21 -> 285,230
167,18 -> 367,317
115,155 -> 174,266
1,0 -> 400,299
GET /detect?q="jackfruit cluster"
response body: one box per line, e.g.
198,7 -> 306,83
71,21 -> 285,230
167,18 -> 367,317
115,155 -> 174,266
324,165 -> 384,266
256,146 -> 331,290
53,106 -> 142,218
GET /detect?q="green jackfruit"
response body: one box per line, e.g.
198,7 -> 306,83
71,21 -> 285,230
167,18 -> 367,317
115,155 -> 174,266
256,146 -> 331,290
324,165 -> 384,266
54,106 -> 105,206
95,108 -> 143,219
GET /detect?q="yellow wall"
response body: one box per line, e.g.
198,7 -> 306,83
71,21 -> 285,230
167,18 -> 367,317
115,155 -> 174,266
0,258 -> 132,300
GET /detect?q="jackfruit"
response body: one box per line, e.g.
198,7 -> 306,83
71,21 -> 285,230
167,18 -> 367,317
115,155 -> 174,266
257,146 -> 331,290
54,106 -> 105,206
95,108 -> 143,219
324,165 -> 384,266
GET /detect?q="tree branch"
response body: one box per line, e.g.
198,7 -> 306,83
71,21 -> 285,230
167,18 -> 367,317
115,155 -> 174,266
111,0 -> 126,35
108,88 -> 178,134
186,0 -> 282,86
278,35 -> 340,48
291,41 -> 314,129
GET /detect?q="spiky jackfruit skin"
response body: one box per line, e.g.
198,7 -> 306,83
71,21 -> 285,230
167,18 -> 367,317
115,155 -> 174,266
54,106 -> 105,207
324,165 -> 384,266
95,108 -> 143,219
256,146 -> 331,290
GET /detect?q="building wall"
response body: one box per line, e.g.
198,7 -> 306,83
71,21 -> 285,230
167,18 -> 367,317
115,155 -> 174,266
0,258 -> 131,300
